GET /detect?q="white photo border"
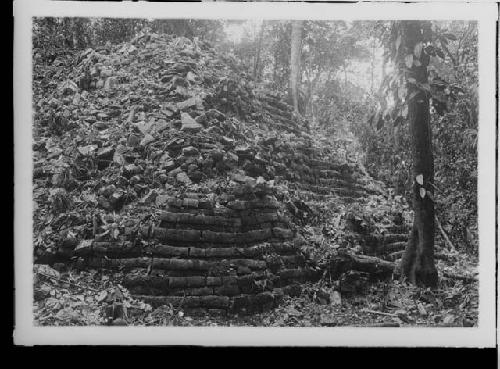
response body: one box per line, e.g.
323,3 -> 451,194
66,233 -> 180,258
14,0 -> 498,347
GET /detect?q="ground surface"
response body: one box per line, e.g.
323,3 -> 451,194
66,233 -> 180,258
34,251 -> 478,327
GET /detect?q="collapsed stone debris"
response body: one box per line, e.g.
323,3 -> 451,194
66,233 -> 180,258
33,33 -> 411,315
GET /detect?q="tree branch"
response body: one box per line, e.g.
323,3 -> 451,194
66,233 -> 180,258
435,215 -> 456,251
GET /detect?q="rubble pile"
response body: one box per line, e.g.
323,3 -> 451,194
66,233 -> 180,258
33,32 -> 406,314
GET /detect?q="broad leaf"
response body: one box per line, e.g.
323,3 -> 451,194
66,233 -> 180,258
393,116 -> 404,127
405,54 -> 414,69
78,145 -> 97,156
424,45 -> 436,56
414,42 -> 423,59
395,35 -> 402,52
368,113 -> 375,127
435,48 -> 445,59
416,174 -> 424,185
75,239 -> 92,251
408,90 -> 420,102
420,83 -> 431,93
401,104 -> 408,118
443,33 -> 457,41
376,114 -> 384,130
419,188 -> 426,198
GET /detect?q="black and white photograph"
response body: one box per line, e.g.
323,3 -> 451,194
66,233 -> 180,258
14,0 -> 497,346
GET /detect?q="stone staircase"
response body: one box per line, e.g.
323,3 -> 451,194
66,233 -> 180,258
33,32 -> 415,318
361,225 -> 410,262
75,186 -> 322,315
71,129 -> 410,314
270,135 -> 411,264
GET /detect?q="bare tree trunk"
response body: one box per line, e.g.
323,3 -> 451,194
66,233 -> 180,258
273,46 -> 278,88
370,38 -> 375,94
63,18 -> 74,48
343,62 -> 348,89
290,20 -> 303,113
380,45 -> 388,94
253,22 -> 265,81
304,69 -> 320,119
400,21 -> 438,287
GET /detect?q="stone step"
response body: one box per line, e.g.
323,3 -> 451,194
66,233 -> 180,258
80,256 -> 267,272
316,169 -> 343,179
315,177 -> 360,188
158,212 -> 291,232
277,267 -> 322,283
387,225 -> 410,234
384,241 -> 407,253
303,196 -> 360,206
156,221 -> 291,233
132,269 -> 321,313
364,241 -> 407,256
225,198 -> 281,211
286,165 -> 352,182
293,183 -> 366,197
126,273 -> 276,297
306,160 -> 351,172
150,227 -> 294,246
296,176 -> 360,188
130,285 -> 242,297
152,242 -> 300,259
74,241 -> 142,258
123,265 -> 317,294
159,212 -> 242,227
364,233 -> 409,248
386,250 -> 404,262
135,292 -> 285,313
125,272 -> 264,291
301,195 -> 337,203
163,197 -> 281,213
166,197 -> 214,210
380,233 -> 408,243
153,248 -> 304,267
78,255 -> 306,276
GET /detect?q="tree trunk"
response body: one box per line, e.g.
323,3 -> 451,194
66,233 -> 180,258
304,69 -> 320,120
253,22 -> 265,81
63,18 -> 74,48
370,38 -> 375,94
343,62 -> 348,89
272,46 -> 278,88
378,46 -> 388,110
290,20 -> 303,113
400,21 -> 438,287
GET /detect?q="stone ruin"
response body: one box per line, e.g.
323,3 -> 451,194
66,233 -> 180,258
73,179 -> 321,315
